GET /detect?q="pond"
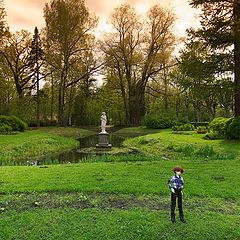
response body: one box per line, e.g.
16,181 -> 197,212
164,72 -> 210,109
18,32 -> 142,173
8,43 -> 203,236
0,131 -> 132,166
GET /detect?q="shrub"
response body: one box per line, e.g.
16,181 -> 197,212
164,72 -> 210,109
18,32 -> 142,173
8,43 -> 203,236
7,116 -> 28,131
196,126 -> 208,134
0,124 -> 13,134
208,117 -> 231,136
145,115 -> 173,129
172,125 -> 179,131
203,131 -> 223,140
190,122 -> 209,128
226,116 -> 240,140
0,115 -> 27,132
182,123 -> 195,131
172,123 -> 195,131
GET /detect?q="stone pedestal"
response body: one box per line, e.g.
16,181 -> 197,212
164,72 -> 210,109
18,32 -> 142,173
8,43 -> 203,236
96,132 -> 112,150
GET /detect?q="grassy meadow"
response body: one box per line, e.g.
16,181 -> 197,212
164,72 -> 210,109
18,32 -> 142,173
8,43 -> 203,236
0,127 -> 95,164
0,127 -> 240,239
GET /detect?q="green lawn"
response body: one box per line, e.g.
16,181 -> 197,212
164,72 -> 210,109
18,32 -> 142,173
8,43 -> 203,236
0,127 -> 95,164
123,129 -> 240,160
1,208 -> 239,240
0,127 -> 240,239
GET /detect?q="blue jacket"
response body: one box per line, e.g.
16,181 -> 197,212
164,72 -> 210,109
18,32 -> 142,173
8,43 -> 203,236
167,175 -> 184,191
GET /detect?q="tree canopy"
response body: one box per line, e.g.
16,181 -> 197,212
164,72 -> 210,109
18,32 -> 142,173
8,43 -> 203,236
189,0 -> 240,117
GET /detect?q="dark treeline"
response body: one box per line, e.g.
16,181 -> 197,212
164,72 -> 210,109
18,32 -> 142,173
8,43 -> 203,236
0,0 -> 239,127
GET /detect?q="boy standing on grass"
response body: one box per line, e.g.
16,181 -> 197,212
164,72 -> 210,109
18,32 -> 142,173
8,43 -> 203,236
167,166 -> 186,223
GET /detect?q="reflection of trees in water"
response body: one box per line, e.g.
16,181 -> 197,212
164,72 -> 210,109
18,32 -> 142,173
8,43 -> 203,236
1,133 -> 126,166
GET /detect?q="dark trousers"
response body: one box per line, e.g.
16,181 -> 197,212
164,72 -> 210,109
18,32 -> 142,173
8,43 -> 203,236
171,189 -> 184,220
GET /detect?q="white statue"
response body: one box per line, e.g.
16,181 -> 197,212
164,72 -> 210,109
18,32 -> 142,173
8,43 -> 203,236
100,112 -> 107,133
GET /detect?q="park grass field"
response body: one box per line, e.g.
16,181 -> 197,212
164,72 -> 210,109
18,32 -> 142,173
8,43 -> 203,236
0,127 -> 95,164
122,128 -> 240,160
0,127 -> 240,239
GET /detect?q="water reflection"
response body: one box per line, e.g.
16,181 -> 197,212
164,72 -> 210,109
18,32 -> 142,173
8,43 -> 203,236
0,133 -> 126,166
79,134 -> 125,148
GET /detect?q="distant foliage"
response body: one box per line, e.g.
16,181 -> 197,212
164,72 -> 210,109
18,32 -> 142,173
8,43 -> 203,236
226,116 -> 240,140
190,122 -> 209,128
172,123 -> 195,131
28,119 -> 57,127
0,115 -> 27,133
145,115 -> 173,129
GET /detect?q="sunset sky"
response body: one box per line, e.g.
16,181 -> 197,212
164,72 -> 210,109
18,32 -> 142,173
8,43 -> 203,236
4,0 -> 200,36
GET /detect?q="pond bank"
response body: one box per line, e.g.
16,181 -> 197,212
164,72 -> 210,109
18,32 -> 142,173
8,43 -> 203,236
0,127 -> 95,166
0,126 -> 156,166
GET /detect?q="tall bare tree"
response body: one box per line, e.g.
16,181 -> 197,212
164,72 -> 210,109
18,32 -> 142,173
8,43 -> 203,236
102,4 -> 176,125
0,30 -> 33,98
43,0 -> 98,125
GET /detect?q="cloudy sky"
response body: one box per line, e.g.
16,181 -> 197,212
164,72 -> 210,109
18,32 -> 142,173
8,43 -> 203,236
4,0 -> 200,36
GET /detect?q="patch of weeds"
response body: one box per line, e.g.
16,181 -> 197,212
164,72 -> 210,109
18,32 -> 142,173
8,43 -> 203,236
195,145 -> 215,158
172,131 -> 192,135
77,193 -> 88,201
138,138 -> 149,145
165,143 -> 174,150
193,145 -> 236,160
175,144 -> 195,156
216,152 -> 235,160
211,176 -> 225,181
137,137 -> 158,145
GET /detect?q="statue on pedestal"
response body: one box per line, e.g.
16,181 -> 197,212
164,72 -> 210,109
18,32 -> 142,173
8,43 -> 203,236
96,111 -> 111,149
100,112 -> 107,133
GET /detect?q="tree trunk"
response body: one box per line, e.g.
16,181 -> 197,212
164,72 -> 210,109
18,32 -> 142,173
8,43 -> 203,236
224,106 -> 231,118
15,76 -> 24,99
234,0 -> 240,117
175,95 -> 181,118
128,86 -> 145,126
117,65 -> 130,125
67,85 -> 75,126
163,67 -> 168,113
193,99 -> 201,122
58,80 -> 65,126
184,95 -> 190,120
36,62 -> 40,128
50,76 -> 54,122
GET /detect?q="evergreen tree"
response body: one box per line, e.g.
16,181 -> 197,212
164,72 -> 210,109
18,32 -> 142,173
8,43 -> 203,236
189,0 -> 240,117
0,0 -> 8,39
29,27 -> 44,127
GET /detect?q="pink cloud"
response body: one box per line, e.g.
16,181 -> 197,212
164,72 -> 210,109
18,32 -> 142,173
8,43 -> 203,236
4,0 -> 198,35
5,0 -> 49,32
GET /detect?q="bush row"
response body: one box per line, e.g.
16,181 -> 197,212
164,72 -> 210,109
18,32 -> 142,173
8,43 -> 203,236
144,115 -> 190,129
145,115 -> 240,140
